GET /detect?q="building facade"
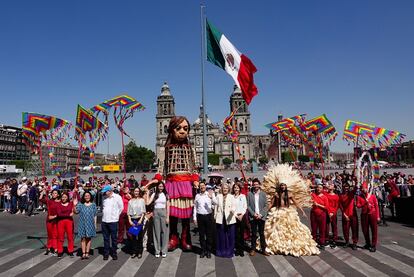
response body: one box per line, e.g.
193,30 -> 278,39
0,124 -> 30,164
155,83 -> 275,167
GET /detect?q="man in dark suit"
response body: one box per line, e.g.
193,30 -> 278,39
247,178 -> 269,256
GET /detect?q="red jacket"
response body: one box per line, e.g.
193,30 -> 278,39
311,193 -> 329,214
357,194 -> 380,219
325,193 -> 339,215
339,191 -> 356,218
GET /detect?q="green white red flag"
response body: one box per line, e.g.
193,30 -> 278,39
206,19 -> 258,105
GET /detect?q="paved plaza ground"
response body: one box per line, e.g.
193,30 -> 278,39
0,206 -> 413,276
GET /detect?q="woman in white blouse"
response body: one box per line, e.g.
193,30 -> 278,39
232,182 -> 247,256
214,183 -> 237,258
147,182 -> 170,258
128,187 -> 146,259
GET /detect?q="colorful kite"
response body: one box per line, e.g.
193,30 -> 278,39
302,114 -> 337,145
265,114 -> 308,147
75,105 -> 107,150
223,109 -> 240,142
343,120 -> 405,149
90,94 -> 145,138
22,112 -> 72,177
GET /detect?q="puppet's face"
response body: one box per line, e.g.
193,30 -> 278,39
173,120 -> 189,142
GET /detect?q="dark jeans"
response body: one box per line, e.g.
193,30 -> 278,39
130,231 -> 144,255
10,196 -> 18,214
27,200 -> 35,216
235,218 -> 245,253
18,196 -> 27,212
102,222 -> 118,256
250,219 -> 266,252
197,213 -> 213,253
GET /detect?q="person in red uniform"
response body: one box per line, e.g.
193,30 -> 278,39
357,183 -> 380,252
45,189 -> 60,255
339,182 -> 358,250
311,184 -> 329,250
118,186 -> 132,244
51,192 -> 75,258
385,175 -> 400,218
325,182 -> 339,247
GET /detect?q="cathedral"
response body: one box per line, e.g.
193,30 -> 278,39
155,82 -> 276,168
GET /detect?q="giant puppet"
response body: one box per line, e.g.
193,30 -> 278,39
162,116 -> 199,251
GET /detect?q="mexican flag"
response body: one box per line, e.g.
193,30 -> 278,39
206,19 -> 258,105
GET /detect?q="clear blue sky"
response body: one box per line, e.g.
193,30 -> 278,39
1,0 -> 413,154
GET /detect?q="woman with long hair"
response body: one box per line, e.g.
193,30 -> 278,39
128,187 -> 146,258
232,182 -> 247,256
215,183 -> 237,258
74,191 -> 97,260
147,182 -> 170,258
51,192 -> 75,258
45,189 -> 60,255
262,164 -> 320,257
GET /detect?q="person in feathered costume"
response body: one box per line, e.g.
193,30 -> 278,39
261,164 -> 320,256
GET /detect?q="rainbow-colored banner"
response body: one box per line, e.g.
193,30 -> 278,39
302,114 -> 337,145
265,114 -> 308,147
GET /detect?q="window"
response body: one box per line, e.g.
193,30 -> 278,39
239,122 -> 244,132
164,125 -> 168,134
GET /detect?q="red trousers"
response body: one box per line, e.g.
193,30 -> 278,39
361,213 -> 378,247
46,220 -> 58,250
326,213 -> 338,242
311,210 -> 326,245
57,219 -> 74,254
117,212 -> 130,243
342,213 -> 358,244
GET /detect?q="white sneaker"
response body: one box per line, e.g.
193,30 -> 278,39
22,211 -> 25,214
162,253 -> 167,258
155,254 -> 160,258
16,211 -> 21,214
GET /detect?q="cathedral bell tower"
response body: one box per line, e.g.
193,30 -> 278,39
229,85 -> 252,161
155,82 -> 175,167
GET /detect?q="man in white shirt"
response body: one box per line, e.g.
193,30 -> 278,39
17,177 -> 28,214
193,182 -> 216,258
101,185 -> 123,260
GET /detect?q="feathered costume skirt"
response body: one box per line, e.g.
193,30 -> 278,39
264,206 -> 320,257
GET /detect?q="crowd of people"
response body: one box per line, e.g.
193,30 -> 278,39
0,170 -> 412,260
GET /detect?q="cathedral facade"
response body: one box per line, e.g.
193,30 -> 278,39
155,83 -> 276,168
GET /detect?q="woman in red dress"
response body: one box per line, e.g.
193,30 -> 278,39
50,192 -> 75,258
45,189 -> 60,255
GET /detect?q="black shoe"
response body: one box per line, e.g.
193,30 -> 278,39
363,244 -> 371,250
235,251 -> 239,256
206,252 -> 211,259
317,244 -> 325,250
343,242 -> 350,248
369,247 -> 376,252
57,253 -> 63,258
131,254 -> 137,259
44,249 -> 50,255
103,255 -> 109,260
351,244 -> 357,250
200,251 -> 205,258
239,251 -> 244,257
112,255 -> 118,260
330,242 -> 337,248
137,254 -> 142,259
68,253 -> 74,258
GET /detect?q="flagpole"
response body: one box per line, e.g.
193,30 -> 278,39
200,4 -> 208,175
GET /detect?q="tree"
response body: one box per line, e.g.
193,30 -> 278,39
258,156 -> 268,165
298,155 -> 310,163
222,157 -> 232,167
10,160 -> 29,170
281,151 -> 297,163
208,153 -> 220,166
123,141 -> 155,172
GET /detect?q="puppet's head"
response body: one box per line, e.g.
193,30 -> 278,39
165,116 -> 191,146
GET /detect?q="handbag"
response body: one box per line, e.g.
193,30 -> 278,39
128,219 -> 143,236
